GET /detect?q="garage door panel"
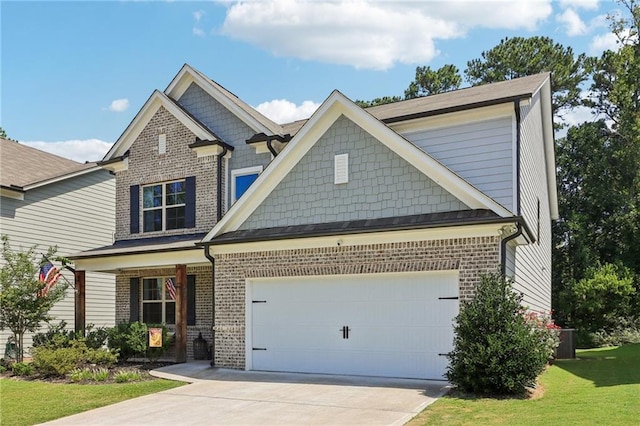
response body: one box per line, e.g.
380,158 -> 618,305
250,271 -> 458,380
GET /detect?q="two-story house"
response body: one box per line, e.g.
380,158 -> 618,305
73,64 -> 556,380
1,139 -> 116,353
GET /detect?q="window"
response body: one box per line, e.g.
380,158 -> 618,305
142,277 -> 176,324
143,180 -> 185,232
231,166 -> 263,203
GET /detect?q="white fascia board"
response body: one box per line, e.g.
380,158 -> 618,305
390,103 -> 514,134
23,166 -> 107,191
208,223 -> 507,255
74,250 -> 209,273
165,64 -> 277,136
203,91 -> 511,242
104,91 -> 216,161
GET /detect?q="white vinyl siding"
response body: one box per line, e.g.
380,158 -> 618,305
513,93 -> 552,311
0,170 -> 116,351
403,117 -> 514,212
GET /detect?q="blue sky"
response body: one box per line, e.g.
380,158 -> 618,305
1,0 -> 622,162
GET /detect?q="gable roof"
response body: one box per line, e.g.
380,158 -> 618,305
165,64 -> 283,136
103,90 -> 219,160
275,73 -> 551,137
203,90 -> 514,242
0,138 -> 99,192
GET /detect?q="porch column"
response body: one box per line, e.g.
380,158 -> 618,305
74,270 -> 86,336
175,264 -> 187,363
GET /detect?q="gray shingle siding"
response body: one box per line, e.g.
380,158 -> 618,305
177,83 -> 271,209
239,115 -> 469,230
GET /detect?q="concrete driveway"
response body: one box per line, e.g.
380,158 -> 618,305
41,362 -> 448,426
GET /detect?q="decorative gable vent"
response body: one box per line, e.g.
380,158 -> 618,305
158,134 -> 166,154
334,153 -> 349,184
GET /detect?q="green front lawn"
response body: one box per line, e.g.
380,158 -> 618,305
0,378 -> 185,426
409,344 -> 640,425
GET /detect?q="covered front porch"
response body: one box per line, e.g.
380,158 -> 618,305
71,233 -> 213,363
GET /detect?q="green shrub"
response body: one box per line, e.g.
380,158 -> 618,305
92,367 -> 110,382
107,322 -> 170,362
446,273 -> 560,395
114,369 -> 142,383
32,346 -> 85,377
11,362 -> 33,376
85,347 -> 117,367
32,321 -> 74,349
0,365 -> 7,374
69,368 -> 93,382
84,325 -> 109,350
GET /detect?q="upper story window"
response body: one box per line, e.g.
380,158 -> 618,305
130,176 -> 195,235
143,180 -> 186,232
231,166 -> 263,204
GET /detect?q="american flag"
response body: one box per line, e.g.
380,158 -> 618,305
39,261 -> 62,296
165,277 -> 177,300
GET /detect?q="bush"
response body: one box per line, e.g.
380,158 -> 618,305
69,367 -> 93,382
11,362 -> 33,376
92,367 -> 110,382
33,321 -> 109,350
107,321 -> 170,362
114,369 -> 142,383
582,317 -> 640,347
446,273 -> 560,395
32,340 -> 118,377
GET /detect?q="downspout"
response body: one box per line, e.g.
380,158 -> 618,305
266,137 -> 278,157
501,223 -> 522,276
207,146 -> 229,367
501,99 -> 523,276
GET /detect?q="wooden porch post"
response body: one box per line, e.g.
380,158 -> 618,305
175,264 -> 187,363
74,270 -> 86,336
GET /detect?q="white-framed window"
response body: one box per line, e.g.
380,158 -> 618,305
230,166 -> 263,203
142,277 -> 176,324
142,180 -> 185,232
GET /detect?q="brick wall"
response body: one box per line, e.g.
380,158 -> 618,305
114,106 -> 219,240
115,265 -> 213,361
213,236 -> 501,369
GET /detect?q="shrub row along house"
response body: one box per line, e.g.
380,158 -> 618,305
0,139 -> 116,351
72,64 -> 557,380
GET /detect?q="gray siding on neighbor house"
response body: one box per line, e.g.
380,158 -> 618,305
402,117 -> 514,212
0,170 -> 116,351
513,93 -> 552,311
177,83 -> 272,210
239,115 -> 469,230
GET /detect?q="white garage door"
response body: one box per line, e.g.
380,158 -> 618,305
248,271 -> 458,380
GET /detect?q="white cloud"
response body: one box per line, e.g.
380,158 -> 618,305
589,28 -> 632,54
22,139 -> 113,163
193,27 -> 206,37
108,98 -> 129,112
193,10 -> 206,37
193,10 -> 205,22
255,99 -> 320,123
556,8 -> 588,36
558,0 -> 599,10
219,0 -> 552,70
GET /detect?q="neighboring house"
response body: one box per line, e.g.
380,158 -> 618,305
73,64 -> 557,380
0,138 -> 116,353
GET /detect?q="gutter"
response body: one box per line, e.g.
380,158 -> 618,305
501,223 -> 523,276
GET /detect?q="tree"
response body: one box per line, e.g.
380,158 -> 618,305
553,0 -> 640,327
354,96 -> 402,108
0,235 -> 68,362
465,36 -> 588,120
404,64 -> 462,99
0,126 -> 17,142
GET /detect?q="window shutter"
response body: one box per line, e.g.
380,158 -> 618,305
187,275 -> 196,326
130,278 -> 140,322
130,185 -> 140,234
185,176 -> 196,228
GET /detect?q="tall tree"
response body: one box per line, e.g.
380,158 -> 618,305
554,0 -> 640,326
465,36 -> 588,120
354,96 -> 402,108
404,64 -> 462,99
0,236 -> 68,362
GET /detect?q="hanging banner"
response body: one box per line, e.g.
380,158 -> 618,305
149,327 -> 163,348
